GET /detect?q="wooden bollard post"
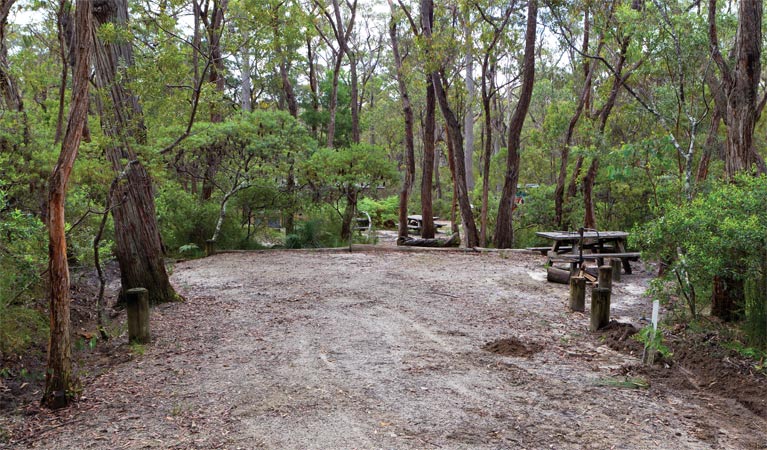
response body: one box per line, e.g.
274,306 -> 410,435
590,287 -> 611,331
126,288 -> 150,344
205,239 -> 216,257
598,265 -> 613,291
569,276 -> 586,312
611,258 -> 622,282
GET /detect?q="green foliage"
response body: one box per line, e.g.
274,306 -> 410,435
745,275 -> 767,350
302,144 -> 399,193
285,219 -> 338,249
635,175 -> 767,344
358,195 -> 399,228
0,305 -> 48,355
633,325 -> 672,359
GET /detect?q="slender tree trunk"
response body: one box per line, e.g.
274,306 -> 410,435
696,103 -> 722,183
494,0 -> 537,249
240,46 -> 251,112
348,52 -> 360,144
307,35 -> 320,139
387,4 -> 416,239
43,0 -> 91,410
201,0 -> 228,200
434,72 -> 479,247
53,1 -> 70,144
327,51 -> 343,147
462,15 -> 475,192
420,75 -> 436,238
91,0 -> 178,305
555,8 -> 596,228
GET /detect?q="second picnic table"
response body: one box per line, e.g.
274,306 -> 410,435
407,215 -> 445,236
532,230 -> 639,274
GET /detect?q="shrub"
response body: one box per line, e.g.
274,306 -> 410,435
358,195 -> 399,228
634,175 -> 767,347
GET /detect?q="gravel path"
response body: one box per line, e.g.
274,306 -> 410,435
3,249 -> 766,449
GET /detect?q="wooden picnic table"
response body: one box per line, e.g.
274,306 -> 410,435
407,215 -> 445,236
533,230 -> 636,274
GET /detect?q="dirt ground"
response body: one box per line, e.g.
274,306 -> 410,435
2,245 -> 767,449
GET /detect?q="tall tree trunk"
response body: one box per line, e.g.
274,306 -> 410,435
240,46 -> 251,112
44,0 -> 91,410
53,0 -> 70,144
581,35 -> 629,230
348,52 -> 360,144
433,72 -> 479,247
419,0 -> 436,238
555,7 -> 596,229
707,0 -> 765,320
307,35 -> 320,139
494,0 -> 537,249
200,0 -> 228,199
91,0 -> 178,305
387,4 -> 416,239
327,51 -> 343,147
420,75 -> 436,238
462,14 -> 475,192
709,0 -> 766,177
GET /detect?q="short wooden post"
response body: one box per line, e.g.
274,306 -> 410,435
205,239 -> 216,256
611,258 -> 622,282
569,276 -> 586,312
126,288 -> 150,344
590,287 -> 611,331
598,264 -> 613,291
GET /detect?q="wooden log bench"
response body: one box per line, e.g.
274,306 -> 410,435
551,252 -> 640,274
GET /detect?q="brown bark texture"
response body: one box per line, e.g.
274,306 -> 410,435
388,5 -> 416,239
91,0 -> 177,305
43,0 -> 92,410
494,0 -> 537,249
709,0 -> 767,177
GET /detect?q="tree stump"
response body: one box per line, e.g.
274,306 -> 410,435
569,276 -> 586,312
205,239 -> 216,256
590,287 -> 611,331
126,288 -> 150,344
598,265 -> 612,291
610,258 -> 622,282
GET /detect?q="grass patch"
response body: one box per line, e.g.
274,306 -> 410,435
594,376 -> 650,389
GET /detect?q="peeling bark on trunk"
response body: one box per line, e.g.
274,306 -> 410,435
494,0 -> 536,249
43,0 -> 91,410
91,0 -> 177,305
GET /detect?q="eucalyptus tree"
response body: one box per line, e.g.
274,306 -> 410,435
476,0 -> 513,245
313,0 -> 357,148
493,0 -> 536,248
387,0 -> 417,239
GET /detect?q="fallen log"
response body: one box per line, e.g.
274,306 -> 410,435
547,266 -> 571,284
397,233 -> 460,248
